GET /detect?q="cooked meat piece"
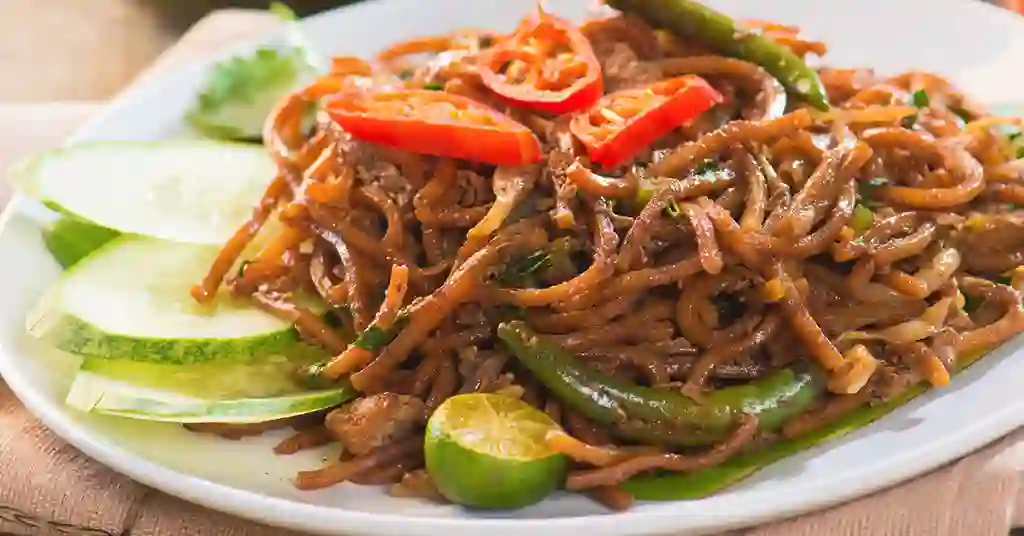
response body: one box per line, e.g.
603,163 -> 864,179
952,213 -> 1024,275
596,42 -> 663,92
867,364 -> 916,403
326,393 -> 427,456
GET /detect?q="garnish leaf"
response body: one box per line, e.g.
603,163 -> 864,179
184,3 -> 327,141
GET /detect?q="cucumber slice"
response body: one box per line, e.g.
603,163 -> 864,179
27,236 -> 306,364
42,215 -> 121,269
67,362 -> 355,424
8,141 -> 276,245
79,351 -> 326,399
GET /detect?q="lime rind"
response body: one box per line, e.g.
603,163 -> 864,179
425,393 -> 569,509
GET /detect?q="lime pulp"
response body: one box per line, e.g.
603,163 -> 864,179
424,393 -> 568,509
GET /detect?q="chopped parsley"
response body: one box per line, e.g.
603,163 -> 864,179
857,177 -> 889,206
901,90 -> 930,129
911,89 -> 930,108
850,204 -> 874,233
498,249 -> 551,288
695,159 -> 718,175
948,105 -> 974,123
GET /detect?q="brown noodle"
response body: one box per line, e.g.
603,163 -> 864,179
188,9 -> 1024,509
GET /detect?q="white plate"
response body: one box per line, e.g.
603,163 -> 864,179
1,0 -> 1023,534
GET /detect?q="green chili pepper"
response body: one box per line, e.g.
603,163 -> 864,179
849,204 -> 874,233
497,321 -> 826,447
622,384 -> 924,498
605,0 -> 830,110
621,345 -> 993,499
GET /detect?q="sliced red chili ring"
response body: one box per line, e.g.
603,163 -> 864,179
570,75 -> 724,169
478,7 -> 603,114
326,89 -> 543,166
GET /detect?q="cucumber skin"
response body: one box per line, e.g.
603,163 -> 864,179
26,235 -> 311,365
32,312 -> 303,365
68,369 -> 358,423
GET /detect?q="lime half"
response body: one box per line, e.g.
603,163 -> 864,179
424,393 -> 568,509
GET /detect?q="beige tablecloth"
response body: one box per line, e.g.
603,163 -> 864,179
0,9 -> 1022,536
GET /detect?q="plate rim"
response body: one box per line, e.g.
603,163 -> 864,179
1,0 -> 1023,534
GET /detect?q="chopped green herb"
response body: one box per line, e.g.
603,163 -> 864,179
498,238 -> 578,289
949,105 -> 974,123
635,179 -> 657,208
499,250 -> 552,288
237,260 -> 252,279
857,177 -> 888,205
850,204 -> 874,233
901,114 -> 918,129
993,273 -> 1014,286
962,293 -> 983,314
911,89 -> 930,108
187,46 -> 312,139
520,251 -> 551,276
398,70 -> 414,80
695,159 -> 718,175
665,199 -> 683,218
424,81 -> 444,91
185,1 -> 325,142
545,237 -> 577,278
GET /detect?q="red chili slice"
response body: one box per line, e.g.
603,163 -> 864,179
325,90 -> 543,166
478,7 -> 603,114
570,75 -> 724,169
